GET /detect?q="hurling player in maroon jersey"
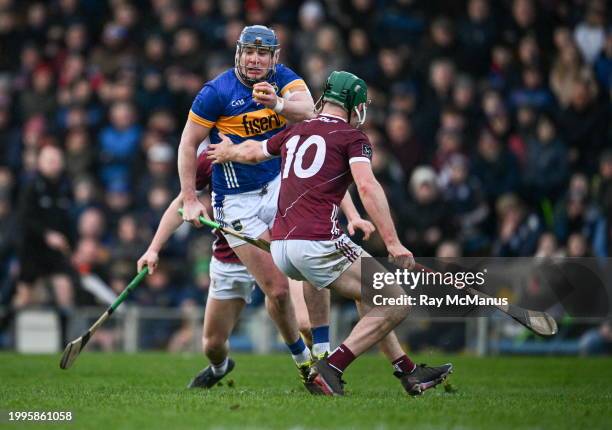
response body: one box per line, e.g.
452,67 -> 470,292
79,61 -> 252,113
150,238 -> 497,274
137,149 -> 254,388
208,71 -> 453,396
137,148 -> 374,391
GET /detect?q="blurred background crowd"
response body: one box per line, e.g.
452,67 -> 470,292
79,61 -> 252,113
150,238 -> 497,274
0,0 -> 611,352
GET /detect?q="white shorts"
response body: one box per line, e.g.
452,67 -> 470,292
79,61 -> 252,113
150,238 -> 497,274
270,234 -> 363,290
209,257 -> 255,303
211,174 -> 280,248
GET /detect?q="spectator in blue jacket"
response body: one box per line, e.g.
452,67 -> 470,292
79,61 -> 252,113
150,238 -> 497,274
98,101 -> 142,189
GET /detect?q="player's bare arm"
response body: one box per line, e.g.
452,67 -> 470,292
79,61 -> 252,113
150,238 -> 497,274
278,88 -> 315,122
137,193 -> 211,274
340,190 -> 375,240
253,82 -> 315,123
207,133 -> 271,165
350,161 -> 414,269
178,120 -> 210,227
137,195 -> 183,274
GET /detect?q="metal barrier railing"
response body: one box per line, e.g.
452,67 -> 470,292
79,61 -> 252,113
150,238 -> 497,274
4,305 -> 606,356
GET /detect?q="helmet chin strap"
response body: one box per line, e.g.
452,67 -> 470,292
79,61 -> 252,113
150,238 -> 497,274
353,105 -> 367,127
314,95 -> 324,113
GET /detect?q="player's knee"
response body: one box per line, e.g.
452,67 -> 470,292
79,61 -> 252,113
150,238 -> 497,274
256,261 -> 291,306
202,334 -> 227,354
264,284 -> 291,305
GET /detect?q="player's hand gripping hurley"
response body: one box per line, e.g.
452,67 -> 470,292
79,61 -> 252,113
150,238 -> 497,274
178,208 -> 271,252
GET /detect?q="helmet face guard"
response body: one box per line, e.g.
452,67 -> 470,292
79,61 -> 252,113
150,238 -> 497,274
235,25 -> 280,86
316,71 -> 369,126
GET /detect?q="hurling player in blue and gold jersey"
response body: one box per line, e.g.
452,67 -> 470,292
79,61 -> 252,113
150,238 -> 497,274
177,25 -> 324,389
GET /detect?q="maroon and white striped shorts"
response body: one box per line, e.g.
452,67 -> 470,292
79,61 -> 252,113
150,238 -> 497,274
270,234 -> 363,289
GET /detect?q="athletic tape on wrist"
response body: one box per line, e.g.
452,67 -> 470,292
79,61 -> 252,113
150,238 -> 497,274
273,96 -> 285,113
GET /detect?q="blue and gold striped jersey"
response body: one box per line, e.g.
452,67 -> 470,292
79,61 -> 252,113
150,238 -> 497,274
189,64 -> 306,195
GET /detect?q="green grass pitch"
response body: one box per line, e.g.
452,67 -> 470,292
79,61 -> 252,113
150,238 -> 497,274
1,352 -> 611,429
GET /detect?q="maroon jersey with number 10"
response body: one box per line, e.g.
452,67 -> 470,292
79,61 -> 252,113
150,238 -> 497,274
264,114 -> 373,241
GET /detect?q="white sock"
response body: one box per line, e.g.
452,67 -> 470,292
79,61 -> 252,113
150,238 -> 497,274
292,347 -> 312,366
211,357 -> 229,376
312,342 -> 330,357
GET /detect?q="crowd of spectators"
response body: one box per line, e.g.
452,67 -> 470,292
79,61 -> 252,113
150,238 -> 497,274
0,0 -> 611,350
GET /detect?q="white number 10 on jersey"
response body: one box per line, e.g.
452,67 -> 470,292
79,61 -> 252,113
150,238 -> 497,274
282,135 -> 326,179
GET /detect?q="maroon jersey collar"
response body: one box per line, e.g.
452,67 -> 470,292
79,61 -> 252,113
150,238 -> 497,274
319,113 -> 347,122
